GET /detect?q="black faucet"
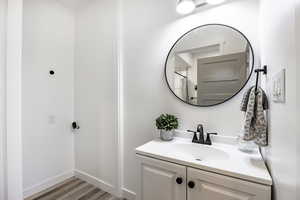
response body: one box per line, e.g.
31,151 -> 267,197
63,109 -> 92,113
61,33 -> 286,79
187,124 -> 205,144
196,124 -> 205,144
187,124 -> 218,145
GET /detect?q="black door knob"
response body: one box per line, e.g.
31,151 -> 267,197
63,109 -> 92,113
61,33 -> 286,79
176,177 -> 183,185
188,181 -> 195,189
72,121 -> 80,130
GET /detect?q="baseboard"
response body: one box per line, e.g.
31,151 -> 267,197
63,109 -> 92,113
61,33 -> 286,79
74,169 -> 116,196
23,170 -> 74,199
122,188 -> 136,200
23,169 -> 136,200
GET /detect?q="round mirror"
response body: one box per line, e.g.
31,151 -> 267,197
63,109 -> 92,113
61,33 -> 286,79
165,24 -> 254,107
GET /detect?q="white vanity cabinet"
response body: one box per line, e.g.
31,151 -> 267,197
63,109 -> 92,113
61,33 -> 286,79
137,155 -> 186,200
137,155 -> 271,200
187,167 -> 271,200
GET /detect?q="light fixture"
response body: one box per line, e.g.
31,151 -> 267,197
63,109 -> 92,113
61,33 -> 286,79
176,0 -> 196,15
206,0 -> 226,5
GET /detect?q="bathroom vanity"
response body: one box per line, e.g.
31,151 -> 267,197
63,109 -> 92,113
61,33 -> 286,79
135,137 -> 272,200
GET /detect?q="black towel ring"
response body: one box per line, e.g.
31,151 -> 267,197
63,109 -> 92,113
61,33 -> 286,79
254,65 -> 267,94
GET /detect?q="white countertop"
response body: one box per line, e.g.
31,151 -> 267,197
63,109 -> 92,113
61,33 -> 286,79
135,137 -> 272,186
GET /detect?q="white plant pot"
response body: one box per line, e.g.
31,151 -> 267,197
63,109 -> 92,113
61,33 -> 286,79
160,130 -> 174,141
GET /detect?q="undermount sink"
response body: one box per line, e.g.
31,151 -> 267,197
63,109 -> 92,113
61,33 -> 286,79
136,139 -> 229,162
172,143 -> 229,162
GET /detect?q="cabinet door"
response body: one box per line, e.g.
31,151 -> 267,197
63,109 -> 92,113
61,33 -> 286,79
187,168 -> 271,200
137,155 -> 186,200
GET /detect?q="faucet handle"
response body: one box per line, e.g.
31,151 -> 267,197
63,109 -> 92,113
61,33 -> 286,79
207,132 -> 218,135
205,133 -> 218,145
187,130 -> 200,143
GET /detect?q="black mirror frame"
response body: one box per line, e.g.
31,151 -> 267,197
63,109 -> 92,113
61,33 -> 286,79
164,23 -> 255,107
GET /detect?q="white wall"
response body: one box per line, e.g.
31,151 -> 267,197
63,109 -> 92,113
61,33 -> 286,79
22,0 -> 75,196
0,0 -> 7,199
6,0 -> 23,199
122,0 -> 260,195
74,0 -> 119,195
296,0 -> 300,199
260,0 -> 298,199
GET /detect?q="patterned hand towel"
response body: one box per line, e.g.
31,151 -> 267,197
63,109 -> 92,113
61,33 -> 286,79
241,86 -> 269,111
241,87 -> 268,146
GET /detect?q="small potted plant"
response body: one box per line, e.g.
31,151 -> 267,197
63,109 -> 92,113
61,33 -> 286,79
156,114 -> 179,141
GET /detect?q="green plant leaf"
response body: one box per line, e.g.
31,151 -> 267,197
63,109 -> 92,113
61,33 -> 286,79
155,114 -> 179,131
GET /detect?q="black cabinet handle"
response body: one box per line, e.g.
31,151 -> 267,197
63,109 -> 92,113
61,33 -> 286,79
176,177 -> 183,185
188,181 -> 195,189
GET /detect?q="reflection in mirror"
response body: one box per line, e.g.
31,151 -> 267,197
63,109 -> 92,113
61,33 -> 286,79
165,24 -> 254,106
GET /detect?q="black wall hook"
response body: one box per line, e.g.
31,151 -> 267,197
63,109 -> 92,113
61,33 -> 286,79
255,65 -> 267,74
255,65 -> 267,93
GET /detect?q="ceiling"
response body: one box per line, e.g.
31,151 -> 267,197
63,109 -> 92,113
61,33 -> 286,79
56,0 -> 224,11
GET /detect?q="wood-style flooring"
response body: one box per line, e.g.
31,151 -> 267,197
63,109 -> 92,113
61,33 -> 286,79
25,177 -> 123,200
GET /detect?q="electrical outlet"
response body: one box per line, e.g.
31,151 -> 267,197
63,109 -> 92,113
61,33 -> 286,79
272,69 -> 286,103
